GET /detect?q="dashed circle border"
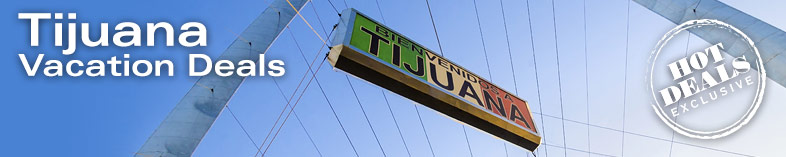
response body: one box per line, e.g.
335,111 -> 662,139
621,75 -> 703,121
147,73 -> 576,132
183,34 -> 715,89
647,19 -> 766,139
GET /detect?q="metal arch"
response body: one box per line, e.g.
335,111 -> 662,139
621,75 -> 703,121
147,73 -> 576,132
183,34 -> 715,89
135,0 -> 309,156
634,0 -> 786,88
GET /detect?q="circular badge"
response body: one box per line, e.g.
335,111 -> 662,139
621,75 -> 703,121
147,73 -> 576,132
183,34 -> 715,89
647,19 -> 766,139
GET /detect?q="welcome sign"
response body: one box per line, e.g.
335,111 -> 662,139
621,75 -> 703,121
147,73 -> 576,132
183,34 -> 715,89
328,9 -> 541,150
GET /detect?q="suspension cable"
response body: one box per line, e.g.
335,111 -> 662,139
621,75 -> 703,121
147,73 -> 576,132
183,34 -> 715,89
310,1 -> 331,37
499,0 -> 516,156
254,1 -> 349,153
583,0 -> 591,155
323,0 -> 341,15
258,27 -> 351,157
524,0 -> 548,156
225,105 -> 260,149
621,0 -> 631,156
222,35 -> 270,152
287,0 -> 325,44
370,2 -> 412,155
472,0 -> 494,82
462,125 -> 475,156
346,76 -> 388,156
534,111 -> 752,156
271,78 -> 324,157
286,27 -> 352,157
500,0 -> 518,96
414,104 -> 436,157
254,1 -> 334,150
374,0 -> 387,23
381,91 -> 413,156
670,7 -> 697,155
224,2 -> 333,156
424,0 -> 445,56
420,1 -> 440,156
669,32 -> 690,157
277,26 -> 348,157
253,32 -> 323,157
255,42 -> 330,157
550,0 -> 568,156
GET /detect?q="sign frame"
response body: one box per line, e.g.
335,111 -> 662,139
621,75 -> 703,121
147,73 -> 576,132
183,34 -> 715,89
328,8 -> 541,151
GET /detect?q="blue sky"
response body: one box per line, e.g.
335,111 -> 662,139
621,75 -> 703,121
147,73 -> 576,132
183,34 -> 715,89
2,0 -> 786,156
